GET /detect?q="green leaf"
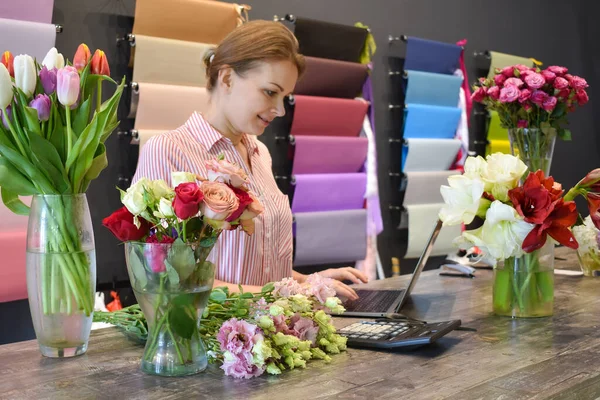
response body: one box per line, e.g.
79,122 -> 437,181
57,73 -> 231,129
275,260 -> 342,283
128,245 -> 148,290
167,239 -> 196,281
164,259 -> 180,287
72,98 -> 92,136
261,282 -> 275,293
209,289 -> 227,304
23,107 -> 42,136
239,292 -> 254,299
83,143 -> 107,182
558,128 -> 572,141
0,187 -> 29,215
47,102 -> 67,162
172,294 -> 193,307
0,157 -> 37,195
28,134 -> 71,193
168,305 -> 195,339
0,142 -> 54,193
200,236 -> 218,247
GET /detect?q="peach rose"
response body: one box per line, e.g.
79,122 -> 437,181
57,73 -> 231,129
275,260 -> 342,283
205,159 -> 249,189
239,192 -> 264,220
200,182 -> 239,221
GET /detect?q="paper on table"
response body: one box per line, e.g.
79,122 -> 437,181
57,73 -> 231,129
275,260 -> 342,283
487,110 -> 508,141
133,0 -> 243,44
132,35 -> 210,87
487,51 -> 534,79
294,209 -> 367,266
405,70 -> 462,107
0,17 -> 56,61
0,231 -> 27,303
292,136 -> 368,174
402,138 -> 461,172
290,95 -> 368,137
294,56 -> 368,98
404,203 -> 461,258
291,173 -> 366,213
487,139 -> 511,155
403,170 -> 458,206
0,0 -> 53,23
132,83 -> 209,131
403,104 -> 461,139
404,37 -> 462,75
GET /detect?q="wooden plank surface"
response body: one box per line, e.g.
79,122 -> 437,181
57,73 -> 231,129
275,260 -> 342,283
1,247 -> 600,400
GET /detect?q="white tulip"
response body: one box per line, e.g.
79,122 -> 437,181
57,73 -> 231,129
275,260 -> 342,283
439,175 -> 486,226
481,153 -> 528,202
0,64 -> 13,110
171,171 -> 196,187
42,47 -> 65,70
13,55 -> 36,97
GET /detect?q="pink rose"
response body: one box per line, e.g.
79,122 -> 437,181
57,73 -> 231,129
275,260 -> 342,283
205,159 -> 249,189
570,76 -> 589,90
553,77 -> 569,90
499,85 -> 520,103
542,96 -> 558,112
576,89 -> 589,106
494,74 -> 507,86
200,181 -> 239,221
517,120 -> 528,128
547,66 -> 568,75
504,77 -> 524,88
531,90 -> 548,106
523,102 -> 533,112
501,66 -> 515,77
524,73 -> 545,89
541,70 -> 556,83
487,86 -> 500,100
519,88 -> 532,103
519,69 -> 533,78
514,64 -> 531,72
557,88 -> 571,99
239,192 -> 264,220
471,86 -> 487,102
564,74 -> 574,82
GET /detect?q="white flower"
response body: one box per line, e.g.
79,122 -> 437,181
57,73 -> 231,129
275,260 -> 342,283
439,174 -> 486,226
42,47 -> 65,70
121,178 -> 151,215
572,216 -> 599,253
151,179 -> 173,200
13,55 -> 36,97
463,156 -> 487,179
0,64 -> 12,110
481,153 -> 528,202
171,171 -> 196,187
153,197 -> 175,218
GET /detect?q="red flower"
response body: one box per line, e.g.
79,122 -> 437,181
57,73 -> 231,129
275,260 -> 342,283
508,172 -> 555,224
586,193 -> 600,230
226,185 -> 254,222
173,182 -> 204,220
144,235 -> 176,273
102,206 -> 150,242
522,200 -> 579,252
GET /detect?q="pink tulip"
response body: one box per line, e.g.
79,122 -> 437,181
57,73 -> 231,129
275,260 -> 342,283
56,66 -> 80,107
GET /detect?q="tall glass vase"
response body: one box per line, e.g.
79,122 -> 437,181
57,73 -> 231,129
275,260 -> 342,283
508,127 -> 557,175
26,194 -> 96,357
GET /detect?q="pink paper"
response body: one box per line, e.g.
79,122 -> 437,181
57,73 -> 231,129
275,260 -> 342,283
0,0 -> 54,24
0,231 -> 28,303
292,136 -> 368,174
0,17 -> 57,61
290,95 -> 368,137
292,173 -> 366,213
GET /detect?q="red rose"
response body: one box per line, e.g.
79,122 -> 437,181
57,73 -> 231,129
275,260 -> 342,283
508,172 -> 555,224
522,200 -> 579,252
173,182 -> 204,220
102,206 -> 150,242
576,89 -> 589,106
226,185 -> 254,222
144,234 -> 176,273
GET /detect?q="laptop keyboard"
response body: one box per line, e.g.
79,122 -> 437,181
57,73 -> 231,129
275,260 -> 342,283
344,289 -> 405,312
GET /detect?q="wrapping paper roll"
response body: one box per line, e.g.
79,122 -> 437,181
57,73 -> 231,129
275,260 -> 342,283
291,173 -> 366,213
487,139 -> 512,155
133,0 -> 244,44
403,170 -> 458,206
402,138 -> 461,172
404,37 -> 462,75
403,104 -> 461,139
0,231 -> 27,303
294,209 -> 367,266
0,17 -> 56,61
294,56 -> 368,98
487,52 -> 534,79
290,95 -> 368,137
132,83 -> 209,131
293,17 -> 368,63
132,35 -> 210,87
404,203 -> 461,258
292,136 -> 368,174
0,0 -> 53,24
405,70 -> 462,107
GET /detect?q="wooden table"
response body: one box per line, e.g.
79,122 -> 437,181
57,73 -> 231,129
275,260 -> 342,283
1,247 -> 600,399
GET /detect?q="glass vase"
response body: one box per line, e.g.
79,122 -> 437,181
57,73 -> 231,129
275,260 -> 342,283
125,236 -> 218,376
508,127 -> 557,175
26,194 -> 96,357
493,240 -> 554,317
576,247 -> 600,277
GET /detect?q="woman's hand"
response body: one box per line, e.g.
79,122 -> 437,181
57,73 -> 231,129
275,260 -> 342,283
318,267 -> 369,301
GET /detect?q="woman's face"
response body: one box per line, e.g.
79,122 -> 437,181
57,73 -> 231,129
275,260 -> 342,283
223,60 -> 298,136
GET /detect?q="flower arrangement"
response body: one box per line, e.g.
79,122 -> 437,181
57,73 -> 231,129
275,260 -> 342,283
93,274 -> 347,378
572,216 -> 600,276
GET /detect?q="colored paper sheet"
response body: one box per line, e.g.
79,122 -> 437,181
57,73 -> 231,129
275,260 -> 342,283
487,139 -> 512,155
487,51 -> 534,79
402,138 -> 461,172
404,203 -> 461,258
133,0 -> 243,44
403,104 -> 461,139
0,231 -> 27,302
0,17 -> 56,61
132,35 -> 210,87
487,110 -> 509,141
291,173 -> 366,213
293,136 -> 368,175
404,37 -> 462,75
290,95 -> 368,137
0,0 -> 53,24
294,56 -> 368,98
403,170 -> 458,206
405,70 -> 462,107
294,209 -> 367,266
132,83 -> 209,131
293,17 -> 368,63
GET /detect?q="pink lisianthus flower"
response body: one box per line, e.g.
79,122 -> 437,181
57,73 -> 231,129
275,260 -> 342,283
499,85 -> 520,103
221,351 -> 264,379
273,277 -> 303,298
501,65 -> 515,77
542,96 -> 558,112
289,314 -> 319,345
504,77 -> 524,88
547,66 -> 568,75
217,318 -> 263,355
471,86 -> 487,102
541,70 -> 556,83
531,90 -> 549,106
304,273 -> 336,304
519,88 -> 532,103
494,74 -> 507,86
524,73 -> 546,89
487,86 -> 500,100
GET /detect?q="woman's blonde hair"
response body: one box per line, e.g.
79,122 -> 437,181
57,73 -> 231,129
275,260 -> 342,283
203,20 -> 305,91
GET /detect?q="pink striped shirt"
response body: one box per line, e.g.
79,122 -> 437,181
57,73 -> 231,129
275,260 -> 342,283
132,112 -> 293,286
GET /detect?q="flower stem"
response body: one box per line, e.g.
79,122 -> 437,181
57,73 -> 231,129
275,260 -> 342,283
65,106 -> 73,170
96,80 -> 102,113
166,322 -> 185,365
2,107 -> 27,157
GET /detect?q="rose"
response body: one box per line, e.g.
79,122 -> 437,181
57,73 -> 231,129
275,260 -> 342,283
570,76 -> 588,90
144,234 -> 176,273
514,64 -> 530,72
530,90 -> 548,106
518,88 -> 532,103
501,66 -> 515,77
205,159 -> 249,188
102,206 -> 150,241
481,153 -> 528,202
439,174 -> 487,226
524,73 -> 545,89
240,192 -> 264,220
557,89 -> 571,99
487,86 -> 500,100
542,96 -> 557,112
151,179 -> 173,200
541,70 -> 556,83
171,171 -> 197,187
499,85 -> 520,103
517,120 -> 528,128
154,197 -> 175,219
200,181 -> 239,220
471,86 -> 487,102
553,76 -> 569,90
504,77 -> 524,88
576,89 -> 589,106
494,74 -> 507,86
547,66 -> 568,75
508,172 -> 555,224
122,180 -> 149,215
173,182 -> 204,219
227,185 -> 254,222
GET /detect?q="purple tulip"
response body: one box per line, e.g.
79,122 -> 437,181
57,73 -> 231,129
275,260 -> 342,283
39,66 -> 57,95
0,106 -> 11,129
29,94 -> 51,122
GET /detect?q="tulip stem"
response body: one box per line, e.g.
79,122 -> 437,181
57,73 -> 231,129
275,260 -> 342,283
96,81 -> 102,113
65,106 -> 72,169
2,107 -> 27,158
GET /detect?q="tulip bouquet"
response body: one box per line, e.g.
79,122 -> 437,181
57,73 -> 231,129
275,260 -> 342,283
0,45 -> 124,321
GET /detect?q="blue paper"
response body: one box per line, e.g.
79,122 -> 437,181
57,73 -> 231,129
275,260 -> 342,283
405,70 -> 462,107
403,104 -> 461,139
404,37 -> 462,75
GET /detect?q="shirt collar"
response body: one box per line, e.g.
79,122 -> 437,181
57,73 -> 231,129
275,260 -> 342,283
185,112 -> 260,155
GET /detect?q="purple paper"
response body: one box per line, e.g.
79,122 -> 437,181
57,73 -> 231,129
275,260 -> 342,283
0,0 -> 54,24
0,18 -> 56,61
294,209 -> 367,267
292,173 -> 366,213
292,136 -> 368,175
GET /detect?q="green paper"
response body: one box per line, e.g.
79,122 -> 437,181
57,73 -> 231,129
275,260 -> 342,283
487,51 -> 535,79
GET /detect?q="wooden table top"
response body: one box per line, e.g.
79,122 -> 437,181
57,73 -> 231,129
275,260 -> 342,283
1,247 -> 599,400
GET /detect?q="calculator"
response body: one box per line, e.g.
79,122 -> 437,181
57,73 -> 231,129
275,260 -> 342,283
338,319 -> 462,349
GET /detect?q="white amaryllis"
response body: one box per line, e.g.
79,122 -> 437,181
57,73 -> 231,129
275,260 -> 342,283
0,64 -> 12,110
171,171 -> 196,187
463,156 -> 488,180
480,153 -> 528,202
439,174 -> 487,226
42,47 -> 65,70
13,55 -> 36,97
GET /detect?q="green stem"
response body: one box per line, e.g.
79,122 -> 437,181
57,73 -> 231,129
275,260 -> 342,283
2,107 -> 27,157
509,260 -> 525,312
183,220 -> 187,243
96,80 -> 102,113
65,107 -> 72,171
166,322 -> 185,365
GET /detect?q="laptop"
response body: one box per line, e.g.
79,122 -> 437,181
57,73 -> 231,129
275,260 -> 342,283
337,219 -> 444,318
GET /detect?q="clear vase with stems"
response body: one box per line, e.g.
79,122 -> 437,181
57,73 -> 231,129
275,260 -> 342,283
508,127 -> 557,175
